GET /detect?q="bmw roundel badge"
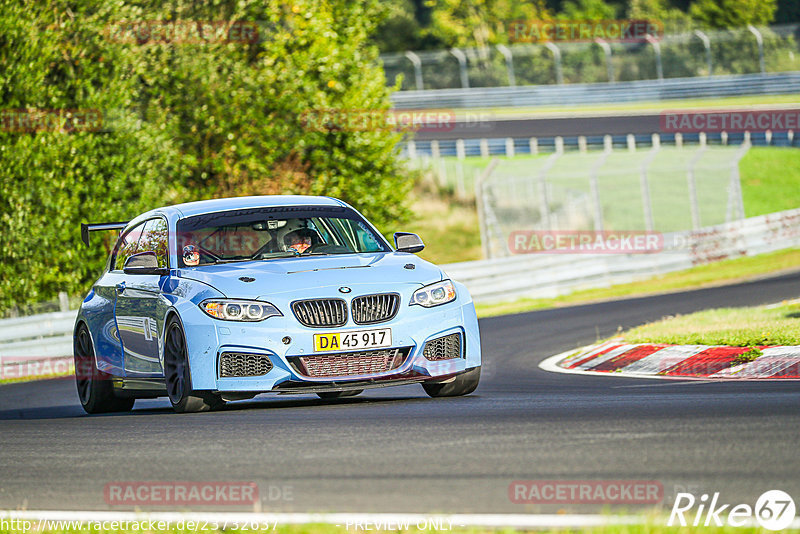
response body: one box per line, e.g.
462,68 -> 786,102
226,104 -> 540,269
339,286 -> 352,294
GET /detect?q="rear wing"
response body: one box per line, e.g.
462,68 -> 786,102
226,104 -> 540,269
80,221 -> 128,246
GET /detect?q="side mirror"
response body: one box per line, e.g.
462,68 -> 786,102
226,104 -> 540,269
394,232 -> 425,254
123,251 -> 167,276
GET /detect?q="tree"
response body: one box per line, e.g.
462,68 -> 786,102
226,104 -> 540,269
0,0 -> 411,312
689,0 -> 777,29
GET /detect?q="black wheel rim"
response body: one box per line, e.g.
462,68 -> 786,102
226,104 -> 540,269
74,328 -> 93,404
164,323 -> 187,404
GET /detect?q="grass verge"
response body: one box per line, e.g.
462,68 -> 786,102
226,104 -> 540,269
0,370 -> 72,385
740,147 -> 800,217
0,523 -> 794,534
405,192 -> 482,265
475,248 -> 800,318
448,93 -> 800,118
621,301 -> 800,347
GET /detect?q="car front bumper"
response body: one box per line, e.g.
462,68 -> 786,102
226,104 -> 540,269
177,281 -> 481,392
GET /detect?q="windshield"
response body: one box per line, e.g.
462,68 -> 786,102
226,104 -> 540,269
176,206 -> 389,267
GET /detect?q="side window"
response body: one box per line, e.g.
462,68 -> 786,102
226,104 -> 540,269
138,218 -> 169,268
113,221 -> 147,271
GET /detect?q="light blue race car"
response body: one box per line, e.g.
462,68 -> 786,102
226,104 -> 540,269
74,196 -> 481,413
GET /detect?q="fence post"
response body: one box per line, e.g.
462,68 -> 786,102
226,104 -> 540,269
646,35 -> 663,80
496,44 -> 516,86
687,146 -> 707,230
456,138 -> 465,160
727,140 -> 750,222
450,48 -> 470,89
475,159 -> 500,259
544,42 -> 564,85
694,30 -> 712,76
590,146 -> 611,231
58,292 -> 70,312
595,38 -> 614,82
747,25 -> 766,74
404,51 -> 424,90
640,145 -> 660,231
537,141 -> 565,230
505,137 -> 515,158
407,140 -> 417,159
480,138 -> 489,158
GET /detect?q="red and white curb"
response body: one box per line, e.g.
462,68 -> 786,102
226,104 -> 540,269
540,340 -> 800,380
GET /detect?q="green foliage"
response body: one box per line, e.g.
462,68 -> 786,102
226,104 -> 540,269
559,0 -> 618,20
732,347 -> 763,366
0,0 -> 412,313
621,303 -> 800,346
690,0 -> 777,29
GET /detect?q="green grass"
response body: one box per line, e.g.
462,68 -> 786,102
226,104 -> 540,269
446,93 -> 800,117
740,147 -> 800,217
621,301 -> 800,346
474,248 -> 800,318
405,193 -> 482,265
0,371 -> 72,385
0,523 -> 794,534
424,148 -> 800,230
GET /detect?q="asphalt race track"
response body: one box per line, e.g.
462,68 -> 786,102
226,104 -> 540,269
414,112 -> 663,141
2,271 -> 800,514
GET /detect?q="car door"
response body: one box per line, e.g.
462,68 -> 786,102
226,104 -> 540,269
114,217 -> 170,376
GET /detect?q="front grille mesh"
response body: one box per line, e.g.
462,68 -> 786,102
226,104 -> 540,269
352,293 -> 400,324
293,347 -> 409,378
219,352 -> 273,377
423,333 -> 462,361
292,299 -> 347,328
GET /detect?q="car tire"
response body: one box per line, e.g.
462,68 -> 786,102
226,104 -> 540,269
74,324 -> 135,414
316,389 -> 364,400
422,366 -> 481,398
163,317 -> 224,413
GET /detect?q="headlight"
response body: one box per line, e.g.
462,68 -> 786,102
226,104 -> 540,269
200,299 -> 282,322
410,280 -> 456,308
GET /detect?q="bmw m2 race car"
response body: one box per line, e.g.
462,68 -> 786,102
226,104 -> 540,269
74,196 -> 481,413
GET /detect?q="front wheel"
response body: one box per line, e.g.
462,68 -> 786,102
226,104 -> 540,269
74,325 -> 134,414
422,366 -> 481,398
163,317 -> 224,413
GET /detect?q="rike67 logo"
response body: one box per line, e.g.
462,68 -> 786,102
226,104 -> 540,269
669,490 -> 796,531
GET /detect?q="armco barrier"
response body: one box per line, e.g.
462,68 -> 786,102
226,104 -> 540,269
442,207 -> 800,303
1,208 -> 799,361
391,72 -> 800,109
0,310 -> 76,361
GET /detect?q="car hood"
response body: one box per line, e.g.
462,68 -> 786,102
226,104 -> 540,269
176,252 -> 444,299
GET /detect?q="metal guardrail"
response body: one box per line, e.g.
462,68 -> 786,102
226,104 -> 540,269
2,208 -> 799,359
0,310 -> 76,361
391,72 -> 800,109
442,207 -> 800,303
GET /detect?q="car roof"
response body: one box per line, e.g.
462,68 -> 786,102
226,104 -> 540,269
133,195 -> 348,225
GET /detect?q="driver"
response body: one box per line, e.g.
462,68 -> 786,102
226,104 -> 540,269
283,228 -> 316,254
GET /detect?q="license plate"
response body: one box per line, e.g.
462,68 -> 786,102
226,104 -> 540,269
313,328 -> 392,352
